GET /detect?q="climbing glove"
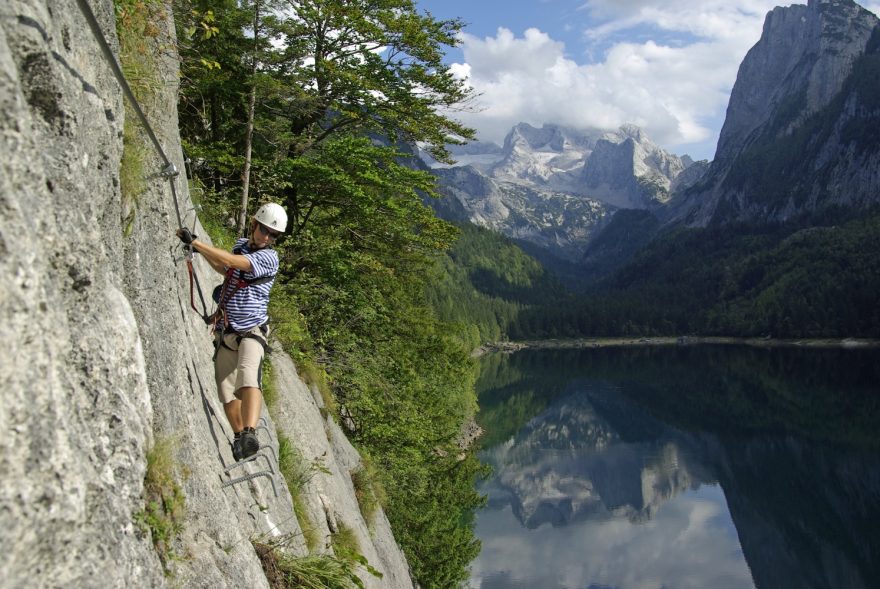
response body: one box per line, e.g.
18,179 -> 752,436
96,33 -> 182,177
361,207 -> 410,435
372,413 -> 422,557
177,227 -> 197,245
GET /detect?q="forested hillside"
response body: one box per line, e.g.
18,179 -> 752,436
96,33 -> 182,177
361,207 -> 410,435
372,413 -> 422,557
426,224 -> 565,346
515,210 -> 880,339
423,200 -> 880,343
171,1 -> 485,585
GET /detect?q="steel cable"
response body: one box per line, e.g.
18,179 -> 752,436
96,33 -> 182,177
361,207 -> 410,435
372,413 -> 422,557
74,0 -> 210,319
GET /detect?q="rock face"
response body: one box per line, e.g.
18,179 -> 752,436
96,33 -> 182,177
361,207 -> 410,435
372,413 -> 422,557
489,123 -> 694,207
673,0 -> 880,226
491,123 -> 602,190
0,2 -> 413,588
433,166 -> 611,262
581,124 -> 688,208
1,2 -> 161,586
426,122 -> 699,261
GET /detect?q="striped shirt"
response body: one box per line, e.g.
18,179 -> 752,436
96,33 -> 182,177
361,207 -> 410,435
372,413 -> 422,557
224,238 -> 278,332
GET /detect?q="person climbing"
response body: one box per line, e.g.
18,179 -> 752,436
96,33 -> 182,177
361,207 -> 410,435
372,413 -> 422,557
177,203 -> 287,461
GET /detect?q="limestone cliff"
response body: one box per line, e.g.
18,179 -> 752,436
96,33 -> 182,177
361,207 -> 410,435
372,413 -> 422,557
0,1 -> 413,587
672,0 -> 880,226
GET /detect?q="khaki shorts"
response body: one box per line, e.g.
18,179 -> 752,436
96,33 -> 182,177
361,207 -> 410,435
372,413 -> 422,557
214,324 -> 269,404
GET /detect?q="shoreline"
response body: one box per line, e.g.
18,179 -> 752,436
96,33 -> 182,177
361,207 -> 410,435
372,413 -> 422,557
473,336 -> 880,357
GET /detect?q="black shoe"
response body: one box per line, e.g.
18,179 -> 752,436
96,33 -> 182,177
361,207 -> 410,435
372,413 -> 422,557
240,429 -> 259,459
232,435 -> 243,461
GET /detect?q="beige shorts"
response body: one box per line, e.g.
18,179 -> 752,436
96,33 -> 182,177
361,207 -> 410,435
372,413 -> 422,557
214,325 -> 269,404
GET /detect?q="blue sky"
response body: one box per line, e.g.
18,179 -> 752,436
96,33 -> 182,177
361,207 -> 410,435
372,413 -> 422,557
416,0 -> 880,161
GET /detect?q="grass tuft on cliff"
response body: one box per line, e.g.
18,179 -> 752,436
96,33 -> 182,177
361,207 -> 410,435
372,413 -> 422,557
115,0 -> 164,234
136,436 -> 186,573
253,538 -> 380,589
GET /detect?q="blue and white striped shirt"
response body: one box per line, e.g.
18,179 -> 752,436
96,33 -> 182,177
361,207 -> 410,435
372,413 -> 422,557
224,238 -> 278,332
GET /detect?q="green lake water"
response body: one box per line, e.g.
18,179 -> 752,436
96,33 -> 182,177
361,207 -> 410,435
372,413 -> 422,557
468,345 -> 880,589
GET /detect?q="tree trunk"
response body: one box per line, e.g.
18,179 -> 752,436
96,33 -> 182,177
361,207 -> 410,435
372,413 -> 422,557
237,1 -> 260,236
238,84 -> 257,235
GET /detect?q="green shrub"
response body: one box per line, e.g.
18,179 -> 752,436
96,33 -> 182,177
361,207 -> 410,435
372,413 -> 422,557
115,0 -> 163,234
262,358 -> 278,411
277,435 -> 322,552
350,453 -> 386,525
330,522 -> 360,557
135,436 -> 186,572
253,538 -> 381,589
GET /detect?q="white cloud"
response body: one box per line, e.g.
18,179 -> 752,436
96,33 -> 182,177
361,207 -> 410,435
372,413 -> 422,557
448,1 -> 796,159
468,485 -> 754,589
862,0 -> 880,15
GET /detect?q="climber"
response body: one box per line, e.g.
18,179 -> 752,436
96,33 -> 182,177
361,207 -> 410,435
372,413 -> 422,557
177,203 -> 287,461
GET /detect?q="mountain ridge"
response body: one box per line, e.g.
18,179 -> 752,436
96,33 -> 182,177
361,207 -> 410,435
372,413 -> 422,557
425,122 -> 701,263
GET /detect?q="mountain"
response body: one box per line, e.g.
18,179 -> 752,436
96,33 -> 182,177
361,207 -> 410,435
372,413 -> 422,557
424,123 -> 700,265
433,165 -> 612,262
480,390 -> 705,529
489,122 -> 699,208
580,124 -> 693,208
673,0 -> 880,226
426,1 -> 880,339
490,123 -> 604,191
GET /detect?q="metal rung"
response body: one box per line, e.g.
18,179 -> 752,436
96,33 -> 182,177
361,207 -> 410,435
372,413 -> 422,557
222,470 -> 278,497
225,451 -> 275,475
259,444 -> 277,465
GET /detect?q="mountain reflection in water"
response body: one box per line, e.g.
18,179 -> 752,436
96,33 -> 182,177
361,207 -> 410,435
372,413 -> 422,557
469,346 -> 880,589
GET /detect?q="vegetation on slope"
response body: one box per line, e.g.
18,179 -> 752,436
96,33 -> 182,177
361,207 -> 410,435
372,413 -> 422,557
426,223 -> 566,347
508,210 -> 880,339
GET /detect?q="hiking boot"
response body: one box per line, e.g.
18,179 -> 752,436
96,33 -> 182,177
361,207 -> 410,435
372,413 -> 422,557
240,429 -> 259,459
231,435 -> 243,461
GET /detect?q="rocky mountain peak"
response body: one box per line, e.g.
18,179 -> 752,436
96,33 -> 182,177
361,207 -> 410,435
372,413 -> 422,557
672,0 -> 880,226
427,122 -> 701,262
503,122 -> 600,153
580,126 -> 692,208
715,0 -> 877,168
490,122 -> 696,203
618,123 -> 647,143
491,123 -> 602,189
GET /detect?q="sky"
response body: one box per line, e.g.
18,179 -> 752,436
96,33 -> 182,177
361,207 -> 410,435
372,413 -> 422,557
469,486 -> 753,589
415,0 -> 880,161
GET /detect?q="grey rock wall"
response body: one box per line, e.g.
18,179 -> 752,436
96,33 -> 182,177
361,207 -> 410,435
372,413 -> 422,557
1,0 -> 161,586
672,0 -> 880,226
0,1 -> 414,588
269,346 -> 415,589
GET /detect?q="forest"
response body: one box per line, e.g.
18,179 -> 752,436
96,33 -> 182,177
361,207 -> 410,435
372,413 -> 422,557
427,207 -> 880,342
510,210 -> 880,339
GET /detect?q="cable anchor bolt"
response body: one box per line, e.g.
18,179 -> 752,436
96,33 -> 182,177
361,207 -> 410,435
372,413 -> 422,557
160,163 -> 179,178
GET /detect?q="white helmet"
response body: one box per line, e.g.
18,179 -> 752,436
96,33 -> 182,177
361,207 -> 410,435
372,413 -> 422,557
253,203 -> 287,233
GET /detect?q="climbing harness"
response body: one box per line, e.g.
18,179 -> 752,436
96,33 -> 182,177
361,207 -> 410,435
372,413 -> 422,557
209,244 -> 276,334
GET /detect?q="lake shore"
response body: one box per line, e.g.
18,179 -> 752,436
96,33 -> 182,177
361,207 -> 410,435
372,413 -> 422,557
473,336 -> 880,357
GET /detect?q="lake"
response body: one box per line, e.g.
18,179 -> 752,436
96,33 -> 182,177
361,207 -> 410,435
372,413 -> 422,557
467,345 -> 880,589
